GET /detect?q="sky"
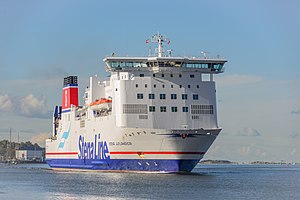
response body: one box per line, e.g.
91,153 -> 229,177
0,0 -> 299,163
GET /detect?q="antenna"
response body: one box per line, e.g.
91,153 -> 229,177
148,46 -> 152,56
146,33 -> 170,57
201,51 -> 209,59
167,49 -> 172,57
9,128 -> 11,160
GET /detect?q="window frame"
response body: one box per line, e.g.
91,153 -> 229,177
171,106 -> 178,112
182,107 -> 189,112
149,93 -> 155,99
160,106 -> 167,112
137,93 -> 144,99
171,94 -> 177,100
160,94 -> 166,99
149,106 -> 155,112
193,94 -> 199,100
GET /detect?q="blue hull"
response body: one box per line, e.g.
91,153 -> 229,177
46,159 -> 199,172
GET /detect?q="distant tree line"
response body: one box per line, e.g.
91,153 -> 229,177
0,140 -> 44,161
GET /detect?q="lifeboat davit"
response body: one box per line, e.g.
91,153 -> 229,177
90,98 -> 112,111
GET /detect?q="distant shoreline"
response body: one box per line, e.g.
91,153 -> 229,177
199,160 -> 299,165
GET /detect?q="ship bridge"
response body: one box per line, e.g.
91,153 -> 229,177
103,56 -> 226,74
104,33 -> 226,74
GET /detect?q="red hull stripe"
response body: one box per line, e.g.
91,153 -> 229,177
46,152 -> 78,155
46,151 -> 205,155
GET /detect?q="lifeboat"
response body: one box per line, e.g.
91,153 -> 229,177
90,98 -> 112,111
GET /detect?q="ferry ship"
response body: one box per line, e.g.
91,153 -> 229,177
45,34 -> 227,172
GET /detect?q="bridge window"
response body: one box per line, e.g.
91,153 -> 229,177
109,61 -> 147,69
183,63 -> 224,71
157,61 -> 182,68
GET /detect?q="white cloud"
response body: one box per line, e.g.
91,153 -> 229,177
290,149 -> 297,156
216,74 -> 263,87
255,149 -> 268,157
0,94 -> 51,119
237,144 -> 269,159
30,132 -> 50,147
0,94 -> 13,111
20,94 -> 51,118
237,127 -> 261,136
237,145 -> 252,155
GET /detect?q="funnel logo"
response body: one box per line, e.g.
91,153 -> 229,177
58,128 -> 70,149
64,90 -> 68,108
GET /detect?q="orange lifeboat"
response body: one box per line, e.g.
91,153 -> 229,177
90,98 -> 112,111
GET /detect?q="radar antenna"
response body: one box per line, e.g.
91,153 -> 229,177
201,51 -> 209,59
146,33 -> 170,57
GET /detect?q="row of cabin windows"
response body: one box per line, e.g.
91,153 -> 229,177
136,84 -> 200,89
137,93 -> 199,100
141,74 -> 195,78
149,106 -> 189,113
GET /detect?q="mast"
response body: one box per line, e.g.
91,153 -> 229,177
147,33 -> 170,57
10,128 -> 11,159
157,34 -> 164,57
8,128 -> 11,160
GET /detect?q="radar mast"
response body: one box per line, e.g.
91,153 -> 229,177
147,33 -> 170,57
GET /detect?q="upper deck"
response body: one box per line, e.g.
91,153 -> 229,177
103,33 -> 227,74
103,56 -> 227,74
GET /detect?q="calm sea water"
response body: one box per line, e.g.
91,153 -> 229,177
0,163 -> 299,200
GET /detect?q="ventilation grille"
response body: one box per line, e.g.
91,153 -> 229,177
80,120 -> 85,128
123,104 -> 148,114
191,105 -> 213,115
139,115 -> 148,119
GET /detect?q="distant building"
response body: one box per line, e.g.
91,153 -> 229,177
0,155 -> 4,162
15,148 -> 43,161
